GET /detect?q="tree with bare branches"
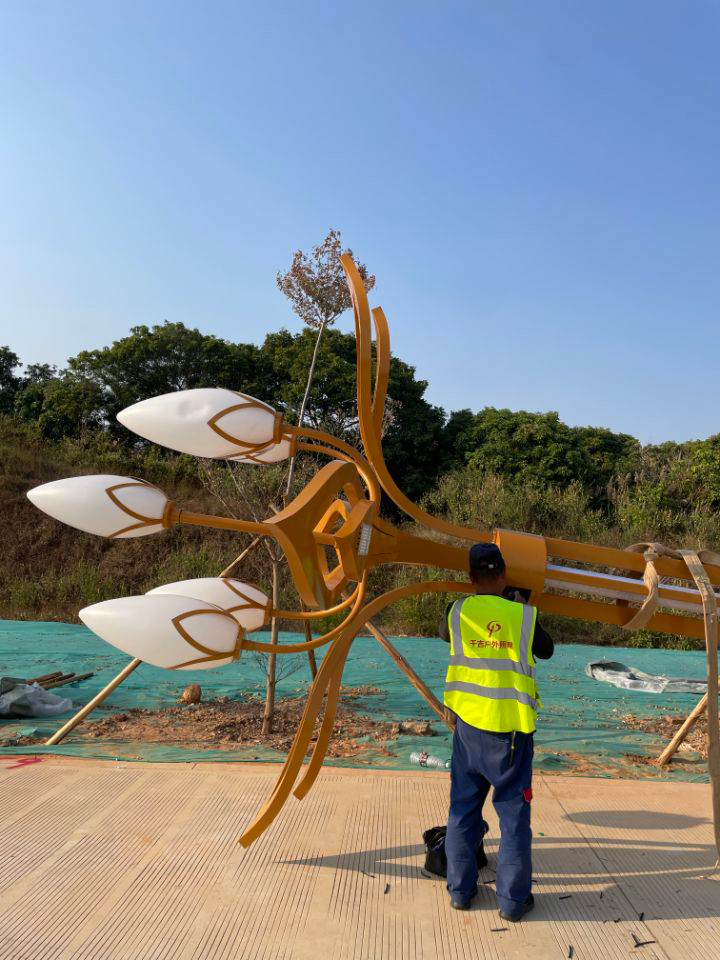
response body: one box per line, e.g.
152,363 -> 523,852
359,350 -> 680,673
277,228 -> 375,495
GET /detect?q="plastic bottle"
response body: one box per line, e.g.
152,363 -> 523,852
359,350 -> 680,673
410,750 -> 451,769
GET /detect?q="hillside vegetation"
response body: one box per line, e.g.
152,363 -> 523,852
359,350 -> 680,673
2,320 -> 719,650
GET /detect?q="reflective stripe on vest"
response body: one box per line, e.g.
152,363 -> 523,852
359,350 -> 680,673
444,595 -> 540,734
444,681 -> 539,712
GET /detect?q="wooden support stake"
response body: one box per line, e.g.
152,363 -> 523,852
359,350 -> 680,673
656,693 -> 708,765
364,621 -> 454,731
44,672 -> 94,690
27,671 -> 63,685
40,673 -> 75,687
45,659 -> 142,746
219,537 -> 263,578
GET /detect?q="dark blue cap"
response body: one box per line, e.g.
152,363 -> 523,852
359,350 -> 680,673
469,542 -> 505,576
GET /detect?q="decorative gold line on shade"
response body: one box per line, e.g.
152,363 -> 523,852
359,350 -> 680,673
105,481 -> 168,538
219,579 -> 272,625
206,398 -> 284,452
166,608 -> 245,669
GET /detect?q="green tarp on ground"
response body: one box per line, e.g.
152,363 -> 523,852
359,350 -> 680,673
0,620 -> 711,780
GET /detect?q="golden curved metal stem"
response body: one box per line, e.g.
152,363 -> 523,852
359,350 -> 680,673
274,583 -> 360,621
292,579 -> 472,799
371,306 -> 390,437
296,425 -> 368,464
293,656 -> 346,800
239,633 -> 351,846
295,442 -> 381,508
240,574 -> 368,654
293,428 -> 381,504
296,441 -> 349,460
238,578 -> 472,846
341,254 -> 493,545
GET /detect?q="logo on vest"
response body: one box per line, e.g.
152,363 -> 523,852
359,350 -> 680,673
486,621 -> 502,637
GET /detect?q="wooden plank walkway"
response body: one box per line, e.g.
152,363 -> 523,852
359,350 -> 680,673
0,757 -> 717,959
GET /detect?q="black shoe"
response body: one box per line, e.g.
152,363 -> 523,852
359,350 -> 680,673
450,887 -> 478,911
499,894 -> 534,922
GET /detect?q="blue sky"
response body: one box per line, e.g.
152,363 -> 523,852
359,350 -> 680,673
1,2 -> 718,444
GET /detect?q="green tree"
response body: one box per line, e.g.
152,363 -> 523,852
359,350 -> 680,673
67,322 -> 269,433
13,362 -> 60,424
22,362 -> 58,384
258,327 -> 447,502
684,435 -> 720,510
450,408 -> 639,507
34,377 -> 105,439
260,327 -> 359,436
464,409 -> 588,486
382,357 -> 447,503
0,346 -> 21,414
439,408 -> 477,471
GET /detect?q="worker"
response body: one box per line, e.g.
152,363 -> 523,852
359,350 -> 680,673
439,542 -> 554,918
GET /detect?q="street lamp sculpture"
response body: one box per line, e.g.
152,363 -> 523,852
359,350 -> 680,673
27,255 -> 720,850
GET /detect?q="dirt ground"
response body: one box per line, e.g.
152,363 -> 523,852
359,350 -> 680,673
621,710 -> 708,760
1,686 -> 438,759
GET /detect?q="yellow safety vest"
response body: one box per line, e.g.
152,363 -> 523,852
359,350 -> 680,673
444,594 -> 541,734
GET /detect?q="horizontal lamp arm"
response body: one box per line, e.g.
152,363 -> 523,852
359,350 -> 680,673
168,506 -> 271,539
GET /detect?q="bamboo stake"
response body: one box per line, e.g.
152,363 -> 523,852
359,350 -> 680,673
27,671 -> 63,685
41,673 -> 75,687
364,621 -> 454,731
219,537 -> 263,578
656,693 -> 709,765
45,659 -> 142,746
44,672 -> 94,690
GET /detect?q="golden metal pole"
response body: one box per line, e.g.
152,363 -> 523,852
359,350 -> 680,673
45,658 -> 142,746
171,508 -> 269,538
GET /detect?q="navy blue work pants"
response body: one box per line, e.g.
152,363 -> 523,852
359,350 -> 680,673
445,717 -> 533,914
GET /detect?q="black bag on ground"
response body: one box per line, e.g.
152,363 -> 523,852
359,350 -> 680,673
421,824 -> 488,879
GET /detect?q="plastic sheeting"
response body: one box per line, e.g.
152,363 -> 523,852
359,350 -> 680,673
0,619 -> 712,780
0,681 -> 72,717
586,660 -> 708,695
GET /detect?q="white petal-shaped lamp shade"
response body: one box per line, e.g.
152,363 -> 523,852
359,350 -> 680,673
27,475 -> 169,538
117,388 -> 282,458
79,595 -> 243,670
147,578 -> 270,631
229,436 -> 293,464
